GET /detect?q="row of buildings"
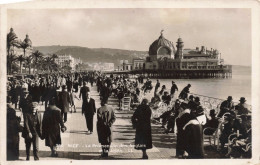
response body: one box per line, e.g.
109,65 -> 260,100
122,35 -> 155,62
54,55 -> 115,71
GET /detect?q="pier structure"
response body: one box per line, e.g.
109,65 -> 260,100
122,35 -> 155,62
110,31 -> 232,79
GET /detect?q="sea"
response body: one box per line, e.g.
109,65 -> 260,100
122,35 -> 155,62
143,65 -> 251,105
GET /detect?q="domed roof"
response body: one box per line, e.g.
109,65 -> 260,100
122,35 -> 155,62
23,34 -> 32,47
149,33 -> 175,55
177,37 -> 183,43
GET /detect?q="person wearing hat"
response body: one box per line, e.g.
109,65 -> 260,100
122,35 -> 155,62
182,105 -> 206,158
42,97 -> 66,157
203,109 -> 220,135
162,91 -> 171,106
235,97 -> 250,115
175,101 -> 192,158
57,85 -> 71,123
154,79 -> 160,97
170,81 -> 178,98
132,98 -> 152,159
19,88 -> 33,115
178,84 -> 191,100
22,102 -> 43,160
97,99 -> 116,157
217,96 -> 234,118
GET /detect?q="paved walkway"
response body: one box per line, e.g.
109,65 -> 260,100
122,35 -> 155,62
17,85 -> 222,160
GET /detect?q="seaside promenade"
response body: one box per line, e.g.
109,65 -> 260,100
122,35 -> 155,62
17,84 -> 222,160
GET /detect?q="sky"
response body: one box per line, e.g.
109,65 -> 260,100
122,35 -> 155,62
7,8 -> 251,66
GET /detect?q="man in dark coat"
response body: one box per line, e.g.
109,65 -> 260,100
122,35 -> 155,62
7,99 -> 23,160
82,91 -> 96,134
154,80 -> 160,96
97,99 -> 116,157
179,84 -> 191,100
100,83 -> 110,103
218,96 -> 234,117
45,83 -> 58,108
19,88 -> 33,115
235,97 -> 250,115
42,97 -> 66,157
132,98 -> 152,159
57,85 -> 71,123
22,102 -> 43,161
170,81 -> 178,98
79,81 -> 90,101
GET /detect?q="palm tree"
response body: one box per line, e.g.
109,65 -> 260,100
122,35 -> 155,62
17,55 -> 25,74
32,50 -> 43,73
7,52 -> 17,74
24,55 -> 33,74
51,53 -> 58,61
44,56 -> 53,73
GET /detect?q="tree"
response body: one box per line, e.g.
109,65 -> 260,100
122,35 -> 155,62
7,52 -> 17,74
44,56 -> 53,73
51,53 -> 58,61
32,50 -> 43,73
24,55 -> 33,74
17,55 -> 25,74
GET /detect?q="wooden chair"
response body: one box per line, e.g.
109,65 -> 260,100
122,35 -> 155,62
122,97 -> 131,111
203,119 -> 222,147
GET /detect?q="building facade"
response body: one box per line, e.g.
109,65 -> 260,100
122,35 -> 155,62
55,54 -> 75,70
115,31 -> 231,78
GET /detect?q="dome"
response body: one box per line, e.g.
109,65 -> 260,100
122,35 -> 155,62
149,33 -> 175,55
23,34 -> 32,47
177,38 -> 183,43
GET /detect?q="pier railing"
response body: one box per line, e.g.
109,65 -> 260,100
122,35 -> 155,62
188,93 -> 252,115
150,92 -> 251,118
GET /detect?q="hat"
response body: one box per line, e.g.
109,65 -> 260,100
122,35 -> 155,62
23,88 -> 29,93
196,106 -> 204,116
239,97 -> 246,102
227,96 -> 233,101
195,97 -> 200,102
32,102 -> 38,108
209,109 -> 216,116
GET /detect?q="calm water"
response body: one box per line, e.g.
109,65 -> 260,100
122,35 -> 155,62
145,65 -> 251,105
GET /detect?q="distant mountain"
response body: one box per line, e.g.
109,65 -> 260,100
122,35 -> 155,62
33,45 -> 148,67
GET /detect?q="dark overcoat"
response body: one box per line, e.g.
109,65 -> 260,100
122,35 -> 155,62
184,122 -> 204,158
82,98 -> 96,116
7,105 -> 23,160
22,112 -> 42,139
176,112 -> 191,156
97,105 -> 116,145
42,105 -> 64,147
57,91 -> 71,113
132,104 -> 153,150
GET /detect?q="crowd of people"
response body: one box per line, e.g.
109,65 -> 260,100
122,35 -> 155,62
6,72 -> 252,160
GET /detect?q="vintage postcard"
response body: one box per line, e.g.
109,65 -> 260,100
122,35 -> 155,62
0,0 -> 259,165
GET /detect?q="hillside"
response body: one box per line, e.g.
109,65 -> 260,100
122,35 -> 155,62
33,45 -> 148,66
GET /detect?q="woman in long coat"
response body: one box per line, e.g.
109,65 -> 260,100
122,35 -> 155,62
42,97 -> 66,157
132,98 -> 152,159
183,106 -> 206,158
97,99 -> 116,157
175,102 -> 192,158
